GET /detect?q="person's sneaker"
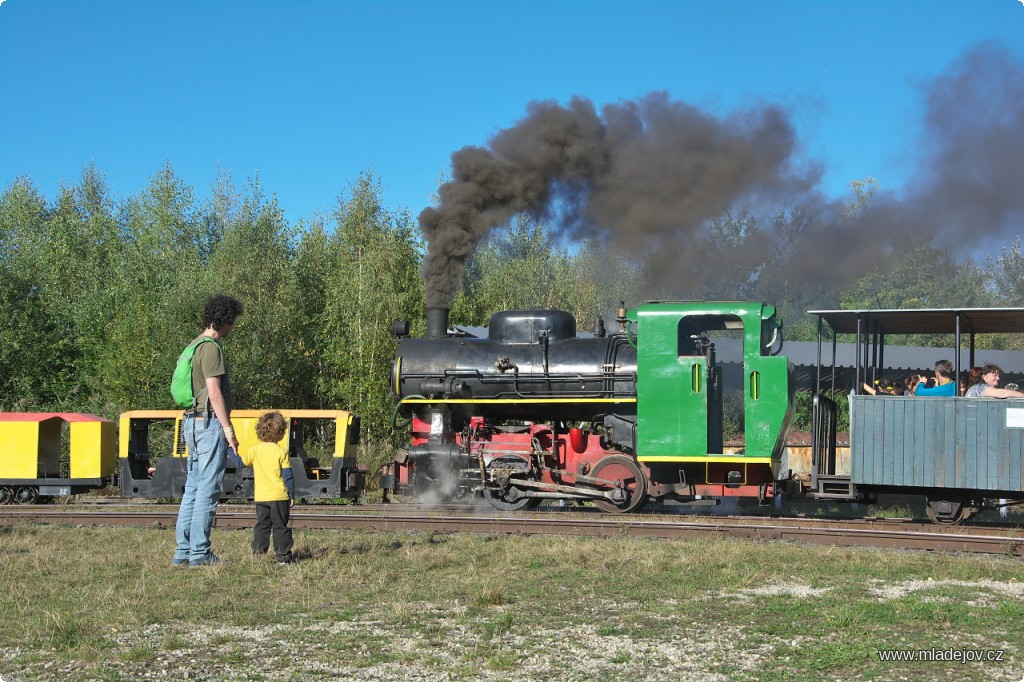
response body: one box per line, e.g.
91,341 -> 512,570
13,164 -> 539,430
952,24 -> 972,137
190,554 -> 220,567
172,557 -> 189,566
276,555 -> 296,565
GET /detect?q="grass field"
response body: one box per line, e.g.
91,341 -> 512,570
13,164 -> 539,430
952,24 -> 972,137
1,522 -> 1023,681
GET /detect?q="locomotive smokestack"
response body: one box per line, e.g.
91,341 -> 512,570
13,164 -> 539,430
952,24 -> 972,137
425,307 -> 450,339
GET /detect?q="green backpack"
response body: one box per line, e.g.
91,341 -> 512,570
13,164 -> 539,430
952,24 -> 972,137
170,337 -> 220,409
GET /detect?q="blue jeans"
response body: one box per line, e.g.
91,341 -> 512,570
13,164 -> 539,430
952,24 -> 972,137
173,414 -> 227,563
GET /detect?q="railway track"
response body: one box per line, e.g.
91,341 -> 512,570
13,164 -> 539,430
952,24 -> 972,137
2,507 -> 1022,556
17,499 -> 1024,534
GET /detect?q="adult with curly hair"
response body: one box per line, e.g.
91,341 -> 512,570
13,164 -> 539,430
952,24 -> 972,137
964,364 -> 1024,399
173,294 -> 244,567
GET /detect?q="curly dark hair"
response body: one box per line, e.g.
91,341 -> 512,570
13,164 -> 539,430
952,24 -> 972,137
970,364 -> 1004,387
202,294 -> 244,331
255,411 -> 287,443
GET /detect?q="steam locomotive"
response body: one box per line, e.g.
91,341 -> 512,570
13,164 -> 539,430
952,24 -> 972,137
382,302 -> 794,512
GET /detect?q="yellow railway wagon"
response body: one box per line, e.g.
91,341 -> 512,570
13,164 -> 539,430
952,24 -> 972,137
118,409 -> 365,501
0,412 -> 116,504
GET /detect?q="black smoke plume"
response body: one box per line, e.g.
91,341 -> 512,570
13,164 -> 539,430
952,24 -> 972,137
420,92 -> 819,307
421,43 -> 1024,307
781,42 -> 1024,286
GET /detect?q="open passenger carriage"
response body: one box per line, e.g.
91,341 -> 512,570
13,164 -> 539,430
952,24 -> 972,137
809,308 -> 1024,523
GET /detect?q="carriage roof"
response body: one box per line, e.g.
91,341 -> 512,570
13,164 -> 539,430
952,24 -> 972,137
808,308 -> 1024,336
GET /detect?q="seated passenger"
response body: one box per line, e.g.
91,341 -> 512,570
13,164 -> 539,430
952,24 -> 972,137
967,366 -> 984,388
862,377 -> 894,395
964,364 -> 1024,398
914,359 -> 957,396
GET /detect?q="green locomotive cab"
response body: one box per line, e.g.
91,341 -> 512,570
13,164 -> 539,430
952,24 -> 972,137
631,302 -> 794,500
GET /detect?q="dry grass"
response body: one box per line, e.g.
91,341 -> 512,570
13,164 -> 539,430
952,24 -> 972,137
1,522 -> 1023,680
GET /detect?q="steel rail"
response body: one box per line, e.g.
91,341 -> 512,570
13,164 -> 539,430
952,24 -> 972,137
1,509 -> 1021,556
17,502 -> 1024,537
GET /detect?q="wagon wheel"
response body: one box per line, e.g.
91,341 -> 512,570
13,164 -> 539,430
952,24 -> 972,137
14,486 -> 38,505
0,486 -> 13,505
925,498 -> 973,525
591,455 -> 648,514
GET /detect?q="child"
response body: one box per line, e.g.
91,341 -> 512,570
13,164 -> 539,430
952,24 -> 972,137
238,411 -> 295,564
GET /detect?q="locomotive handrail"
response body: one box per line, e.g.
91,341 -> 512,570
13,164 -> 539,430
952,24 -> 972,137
411,369 -> 636,382
766,323 -> 785,356
603,335 -> 632,395
399,369 -> 638,400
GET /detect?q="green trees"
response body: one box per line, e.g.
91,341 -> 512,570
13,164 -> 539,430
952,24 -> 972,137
452,217 -> 642,330
319,174 -> 423,447
3,163 -> 1024,457
0,178 -> 74,409
453,217 -> 567,324
204,179 -> 302,409
103,165 -> 211,410
839,244 -> 990,313
993,237 -> 1024,306
0,168 -> 427,445
0,168 -> 124,412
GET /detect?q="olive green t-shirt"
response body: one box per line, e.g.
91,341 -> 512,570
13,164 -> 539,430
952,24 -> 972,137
190,335 -> 232,413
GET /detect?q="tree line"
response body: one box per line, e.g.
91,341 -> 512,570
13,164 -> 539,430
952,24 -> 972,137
2,166 -> 1022,456
0,165 -> 420,452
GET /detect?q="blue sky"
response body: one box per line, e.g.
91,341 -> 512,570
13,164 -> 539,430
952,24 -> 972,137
1,0 -> 1022,225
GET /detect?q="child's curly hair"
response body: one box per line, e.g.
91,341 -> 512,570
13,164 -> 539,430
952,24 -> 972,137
255,411 -> 287,443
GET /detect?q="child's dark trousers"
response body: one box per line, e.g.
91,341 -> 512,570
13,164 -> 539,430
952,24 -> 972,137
253,501 -> 293,561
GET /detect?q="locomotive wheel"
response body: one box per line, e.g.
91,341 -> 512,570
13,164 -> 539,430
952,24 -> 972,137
15,486 -> 39,505
925,498 -> 974,525
484,488 -> 541,512
484,454 -> 540,511
0,486 -> 12,505
591,455 -> 648,514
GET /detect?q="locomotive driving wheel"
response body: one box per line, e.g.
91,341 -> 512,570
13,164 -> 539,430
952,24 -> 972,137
591,455 -> 648,514
484,455 -> 541,511
0,486 -> 13,505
